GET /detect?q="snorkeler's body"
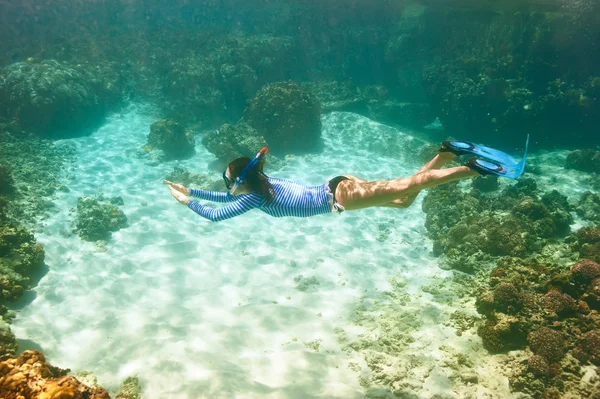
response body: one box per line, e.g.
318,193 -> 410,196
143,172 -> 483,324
166,138 -> 528,222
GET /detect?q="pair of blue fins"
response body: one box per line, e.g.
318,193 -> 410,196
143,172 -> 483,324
440,135 -> 529,179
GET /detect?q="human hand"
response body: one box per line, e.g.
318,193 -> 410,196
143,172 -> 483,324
169,186 -> 190,205
164,180 -> 190,195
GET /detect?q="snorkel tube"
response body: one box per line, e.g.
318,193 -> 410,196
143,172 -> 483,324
229,147 -> 268,195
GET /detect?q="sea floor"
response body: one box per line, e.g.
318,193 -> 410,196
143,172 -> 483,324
10,106 -> 594,398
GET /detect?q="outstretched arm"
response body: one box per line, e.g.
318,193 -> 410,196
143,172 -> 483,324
168,185 -> 262,222
189,188 -> 236,203
187,193 -> 264,222
164,180 -> 235,203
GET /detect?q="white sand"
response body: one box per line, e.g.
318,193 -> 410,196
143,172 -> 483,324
12,106 -> 591,398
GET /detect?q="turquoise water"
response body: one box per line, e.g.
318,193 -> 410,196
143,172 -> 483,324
1,2 -> 599,398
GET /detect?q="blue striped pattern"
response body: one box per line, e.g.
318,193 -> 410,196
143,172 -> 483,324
187,177 -> 332,222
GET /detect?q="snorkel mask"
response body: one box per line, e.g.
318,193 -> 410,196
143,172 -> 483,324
228,147 -> 268,195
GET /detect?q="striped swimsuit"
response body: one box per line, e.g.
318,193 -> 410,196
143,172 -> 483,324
187,177 -> 336,222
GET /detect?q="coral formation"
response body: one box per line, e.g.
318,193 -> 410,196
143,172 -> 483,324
0,350 -> 110,398
146,119 -> 195,160
423,179 -> 574,273
0,223 -> 45,303
572,227 -> 600,263
116,375 -> 142,399
565,149 -> 600,174
0,130 -> 76,224
0,320 -> 17,359
243,81 -> 322,155
0,60 -> 122,138
201,122 -> 267,164
527,327 -> 566,363
74,196 -> 127,241
575,191 -> 600,223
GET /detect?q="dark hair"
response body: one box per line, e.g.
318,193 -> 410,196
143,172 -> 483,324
228,156 -> 274,202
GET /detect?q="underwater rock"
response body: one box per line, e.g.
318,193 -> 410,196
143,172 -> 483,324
0,320 -> 17,359
573,226 -> 600,263
0,223 -> 45,302
573,330 -> 600,365
527,355 -> 551,378
243,81 -> 322,155
565,149 -> 600,174
0,60 -> 121,138
201,122 -> 268,164
0,350 -> 110,398
575,191 -> 600,223
157,35 -> 296,127
570,260 -> 600,285
116,375 -> 142,399
471,175 -> 499,193
543,290 -> 577,317
478,316 -> 528,353
0,130 -> 76,224
74,196 -> 127,241
146,119 -> 195,160
527,327 -> 566,363
492,283 -> 523,314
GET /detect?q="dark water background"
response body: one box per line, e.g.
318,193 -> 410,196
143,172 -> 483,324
1,0 -> 598,146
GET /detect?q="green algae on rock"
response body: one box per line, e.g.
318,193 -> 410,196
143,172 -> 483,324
74,196 -> 127,241
243,81 -> 322,155
146,119 -> 195,160
116,375 -> 142,399
0,60 -> 122,139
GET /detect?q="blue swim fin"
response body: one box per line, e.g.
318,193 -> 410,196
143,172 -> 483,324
466,135 -> 529,179
441,140 -> 519,166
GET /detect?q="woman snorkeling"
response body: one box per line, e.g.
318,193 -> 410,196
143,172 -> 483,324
166,137 -> 528,222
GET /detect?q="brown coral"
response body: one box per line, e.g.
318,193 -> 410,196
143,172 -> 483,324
0,351 -> 109,399
571,260 -> 600,284
493,283 -> 523,313
543,290 -> 577,316
527,328 -> 566,363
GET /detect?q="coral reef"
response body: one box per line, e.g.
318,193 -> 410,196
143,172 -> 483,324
413,9 -> 600,148
145,119 -> 195,160
0,60 -> 122,138
565,149 -> 600,174
0,320 -> 17,359
473,256 -> 600,397
156,35 -> 297,127
116,375 -> 142,399
575,191 -> 600,223
0,350 -> 110,398
242,81 -> 322,155
0,130 -> 76,224
74,196 -> 127,241
201,122 -> 267,164
422,179 -> 573,273
0,222 -> 44,302
571,226 -> 600,263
